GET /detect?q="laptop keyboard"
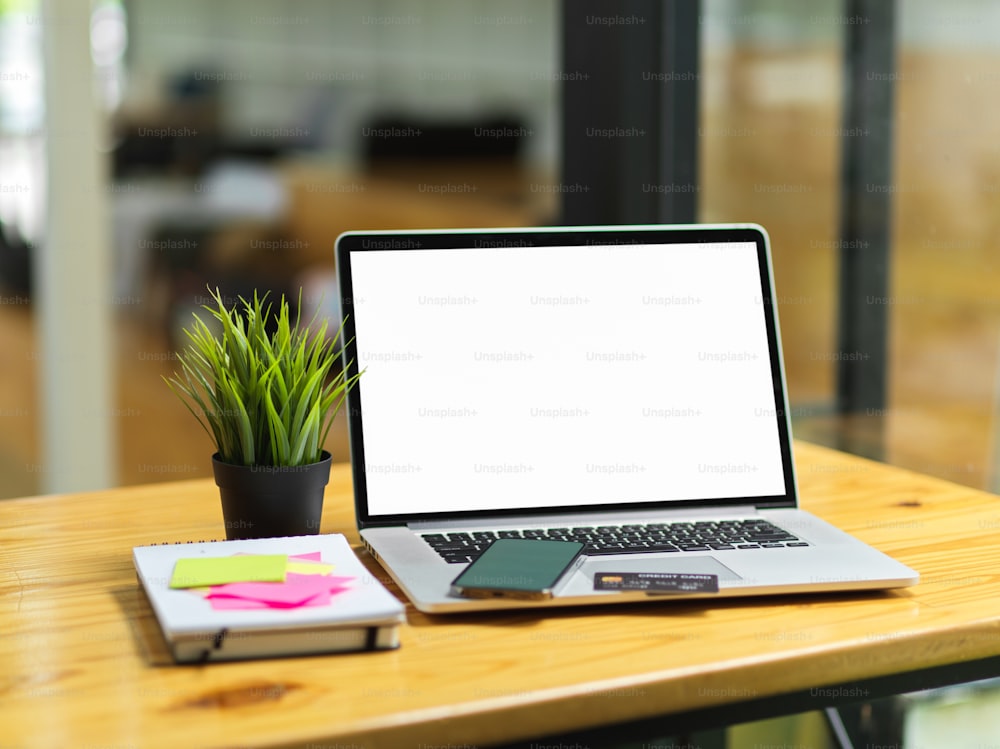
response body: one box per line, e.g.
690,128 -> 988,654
422,519 -> 808,564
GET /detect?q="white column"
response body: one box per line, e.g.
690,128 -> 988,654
38,0 -> 116,492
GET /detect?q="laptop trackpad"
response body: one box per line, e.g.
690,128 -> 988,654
561,555 -> 742,596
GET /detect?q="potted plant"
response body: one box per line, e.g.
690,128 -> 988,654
165,287 -> 360,540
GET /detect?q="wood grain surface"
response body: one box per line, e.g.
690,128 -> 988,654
3,441 -> 1000,749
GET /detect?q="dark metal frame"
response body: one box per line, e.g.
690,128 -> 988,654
560,0 -> 699,226
835,0 -> 896,418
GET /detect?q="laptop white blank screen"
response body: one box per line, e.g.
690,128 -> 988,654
348,241 -> 786,516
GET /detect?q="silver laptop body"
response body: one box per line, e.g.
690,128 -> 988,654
336,224 -> 917,613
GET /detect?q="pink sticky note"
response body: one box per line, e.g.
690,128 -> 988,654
207,585 -> 352,611
207,573 -> 331,606
201,561 -> 358,610
322,576 -> 355,588
209,590 -> 330,610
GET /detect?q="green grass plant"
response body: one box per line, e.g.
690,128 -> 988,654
165,287 -> 360,466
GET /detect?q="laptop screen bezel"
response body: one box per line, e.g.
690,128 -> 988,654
336,224 -> 798,530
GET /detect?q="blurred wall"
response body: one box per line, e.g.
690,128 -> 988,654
122,0 -> 559,170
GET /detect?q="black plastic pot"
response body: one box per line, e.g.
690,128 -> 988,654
212,451 -> 332,540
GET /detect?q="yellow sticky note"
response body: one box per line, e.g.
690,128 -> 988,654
169,554 -> 288,589
286,560 -> 335,576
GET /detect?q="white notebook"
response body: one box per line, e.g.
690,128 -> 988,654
133,534 -> 406,663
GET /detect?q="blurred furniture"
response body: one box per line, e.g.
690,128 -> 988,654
111,156 -> 551,342
278,160 -> 553,268
0,219 -> 32,296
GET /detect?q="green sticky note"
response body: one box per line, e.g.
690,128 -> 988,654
169,554 -> 288,589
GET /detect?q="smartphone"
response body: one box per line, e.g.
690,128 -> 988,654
449,538 -> 586,600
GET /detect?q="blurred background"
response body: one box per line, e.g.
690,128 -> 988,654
3,0 -> 1000,744
4,0 -> 999,501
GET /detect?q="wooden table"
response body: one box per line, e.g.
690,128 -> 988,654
3,441 -> 1000,748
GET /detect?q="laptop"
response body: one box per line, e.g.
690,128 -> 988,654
335,223 -> 918,613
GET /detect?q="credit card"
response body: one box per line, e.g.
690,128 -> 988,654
593,571 -> 719,593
